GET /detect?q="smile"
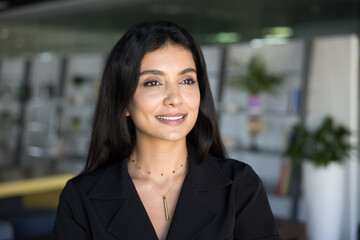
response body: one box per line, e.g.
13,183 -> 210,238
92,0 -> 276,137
156,115 -> 185,120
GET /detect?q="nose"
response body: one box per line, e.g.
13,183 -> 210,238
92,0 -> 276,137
163,84 -> 182,107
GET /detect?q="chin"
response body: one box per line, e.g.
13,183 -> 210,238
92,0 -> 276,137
159,131 -> 189,142
163,135 -> 187,142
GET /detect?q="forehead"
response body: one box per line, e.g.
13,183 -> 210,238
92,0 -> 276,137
140,44 -> 196,70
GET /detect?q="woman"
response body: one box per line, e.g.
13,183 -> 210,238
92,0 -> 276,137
52,21 -> 280,240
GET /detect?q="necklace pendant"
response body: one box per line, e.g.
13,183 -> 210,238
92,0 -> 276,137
163,196 -> 169,221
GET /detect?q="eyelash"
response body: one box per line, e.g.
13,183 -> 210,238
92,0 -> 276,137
181,78 -> 196,85
143,78 -> 196,87
143,80 -> 161,87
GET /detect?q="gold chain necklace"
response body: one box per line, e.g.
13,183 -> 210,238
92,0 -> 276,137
130,158 -> 187,221
130,159 -> 185,176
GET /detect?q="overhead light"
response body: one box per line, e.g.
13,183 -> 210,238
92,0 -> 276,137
263,26 -> 293,38
251,26 -> 292,48
250,38 -> 289,48
207,32 -> 241,43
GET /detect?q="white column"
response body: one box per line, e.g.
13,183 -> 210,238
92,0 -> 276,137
307,35 -> 358,240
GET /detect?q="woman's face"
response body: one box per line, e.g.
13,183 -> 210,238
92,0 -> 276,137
126,44 -> 200,143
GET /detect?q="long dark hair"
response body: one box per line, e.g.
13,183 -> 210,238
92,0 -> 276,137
84,21 -> 226,173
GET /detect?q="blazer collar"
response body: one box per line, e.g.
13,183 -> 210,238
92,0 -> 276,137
186,144 -> 233,191
87,158 -> 130,199
86,145 -> 233,240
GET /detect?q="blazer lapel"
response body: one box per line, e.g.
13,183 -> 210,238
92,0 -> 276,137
166,146 -> 233,240
166,175 -> 219,240
106,184 -> 159,240
87,159 -> 158,240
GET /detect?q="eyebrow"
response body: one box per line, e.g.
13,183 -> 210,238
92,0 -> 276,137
179,68 -> 197,75
139,70 -> 164,76
139,68 -> 197,77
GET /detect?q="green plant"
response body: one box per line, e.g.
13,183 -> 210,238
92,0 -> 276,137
284,116 -> 352,167
228,55 -> 283,95
72,75 -> 86,87
71,116 -> 81,133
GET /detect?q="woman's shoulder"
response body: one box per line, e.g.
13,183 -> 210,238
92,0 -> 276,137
208,155 -> 261,183
60,159 -> 130,202
209,155 -> 253,173
211,155 -> 247,168
66,162 -> 122,194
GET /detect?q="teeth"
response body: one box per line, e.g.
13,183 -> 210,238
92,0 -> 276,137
157,115 -> 184,120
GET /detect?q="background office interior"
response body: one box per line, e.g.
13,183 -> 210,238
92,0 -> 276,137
0,0 -> 359,239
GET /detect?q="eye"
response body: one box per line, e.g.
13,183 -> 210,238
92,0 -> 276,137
144,80 -> 161,87
181,78 -> 196,85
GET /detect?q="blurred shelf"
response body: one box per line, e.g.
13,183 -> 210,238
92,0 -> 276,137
226,69 -> 302,77
226,145 -> 284,156
217,106 -> 300,118
0,173 -> 74,199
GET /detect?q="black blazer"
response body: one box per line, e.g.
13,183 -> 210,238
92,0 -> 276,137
52,147 -> 280,240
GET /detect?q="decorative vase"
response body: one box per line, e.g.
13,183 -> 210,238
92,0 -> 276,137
247,95 -> 263,150
302,161 -> 345,240
248,94 -> 261,114
247,115 -> 263,151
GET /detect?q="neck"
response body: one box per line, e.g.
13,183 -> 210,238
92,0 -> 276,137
130,139 -> 188,177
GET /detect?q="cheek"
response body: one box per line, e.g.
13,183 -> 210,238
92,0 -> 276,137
129,92 -> 160,118
190,89 -> 201,109
184,89 -> 201,122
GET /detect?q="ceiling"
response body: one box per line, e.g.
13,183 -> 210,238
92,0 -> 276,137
0,0 -> 359,56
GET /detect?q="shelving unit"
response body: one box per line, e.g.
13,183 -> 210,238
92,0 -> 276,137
0,58 -> 26,170
203,40 -> 306,221
0,53 -> 105,180
21,54 -> 62,176
54,53 -> 104,174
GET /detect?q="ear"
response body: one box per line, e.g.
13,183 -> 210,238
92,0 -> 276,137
124,108 -> 130,116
